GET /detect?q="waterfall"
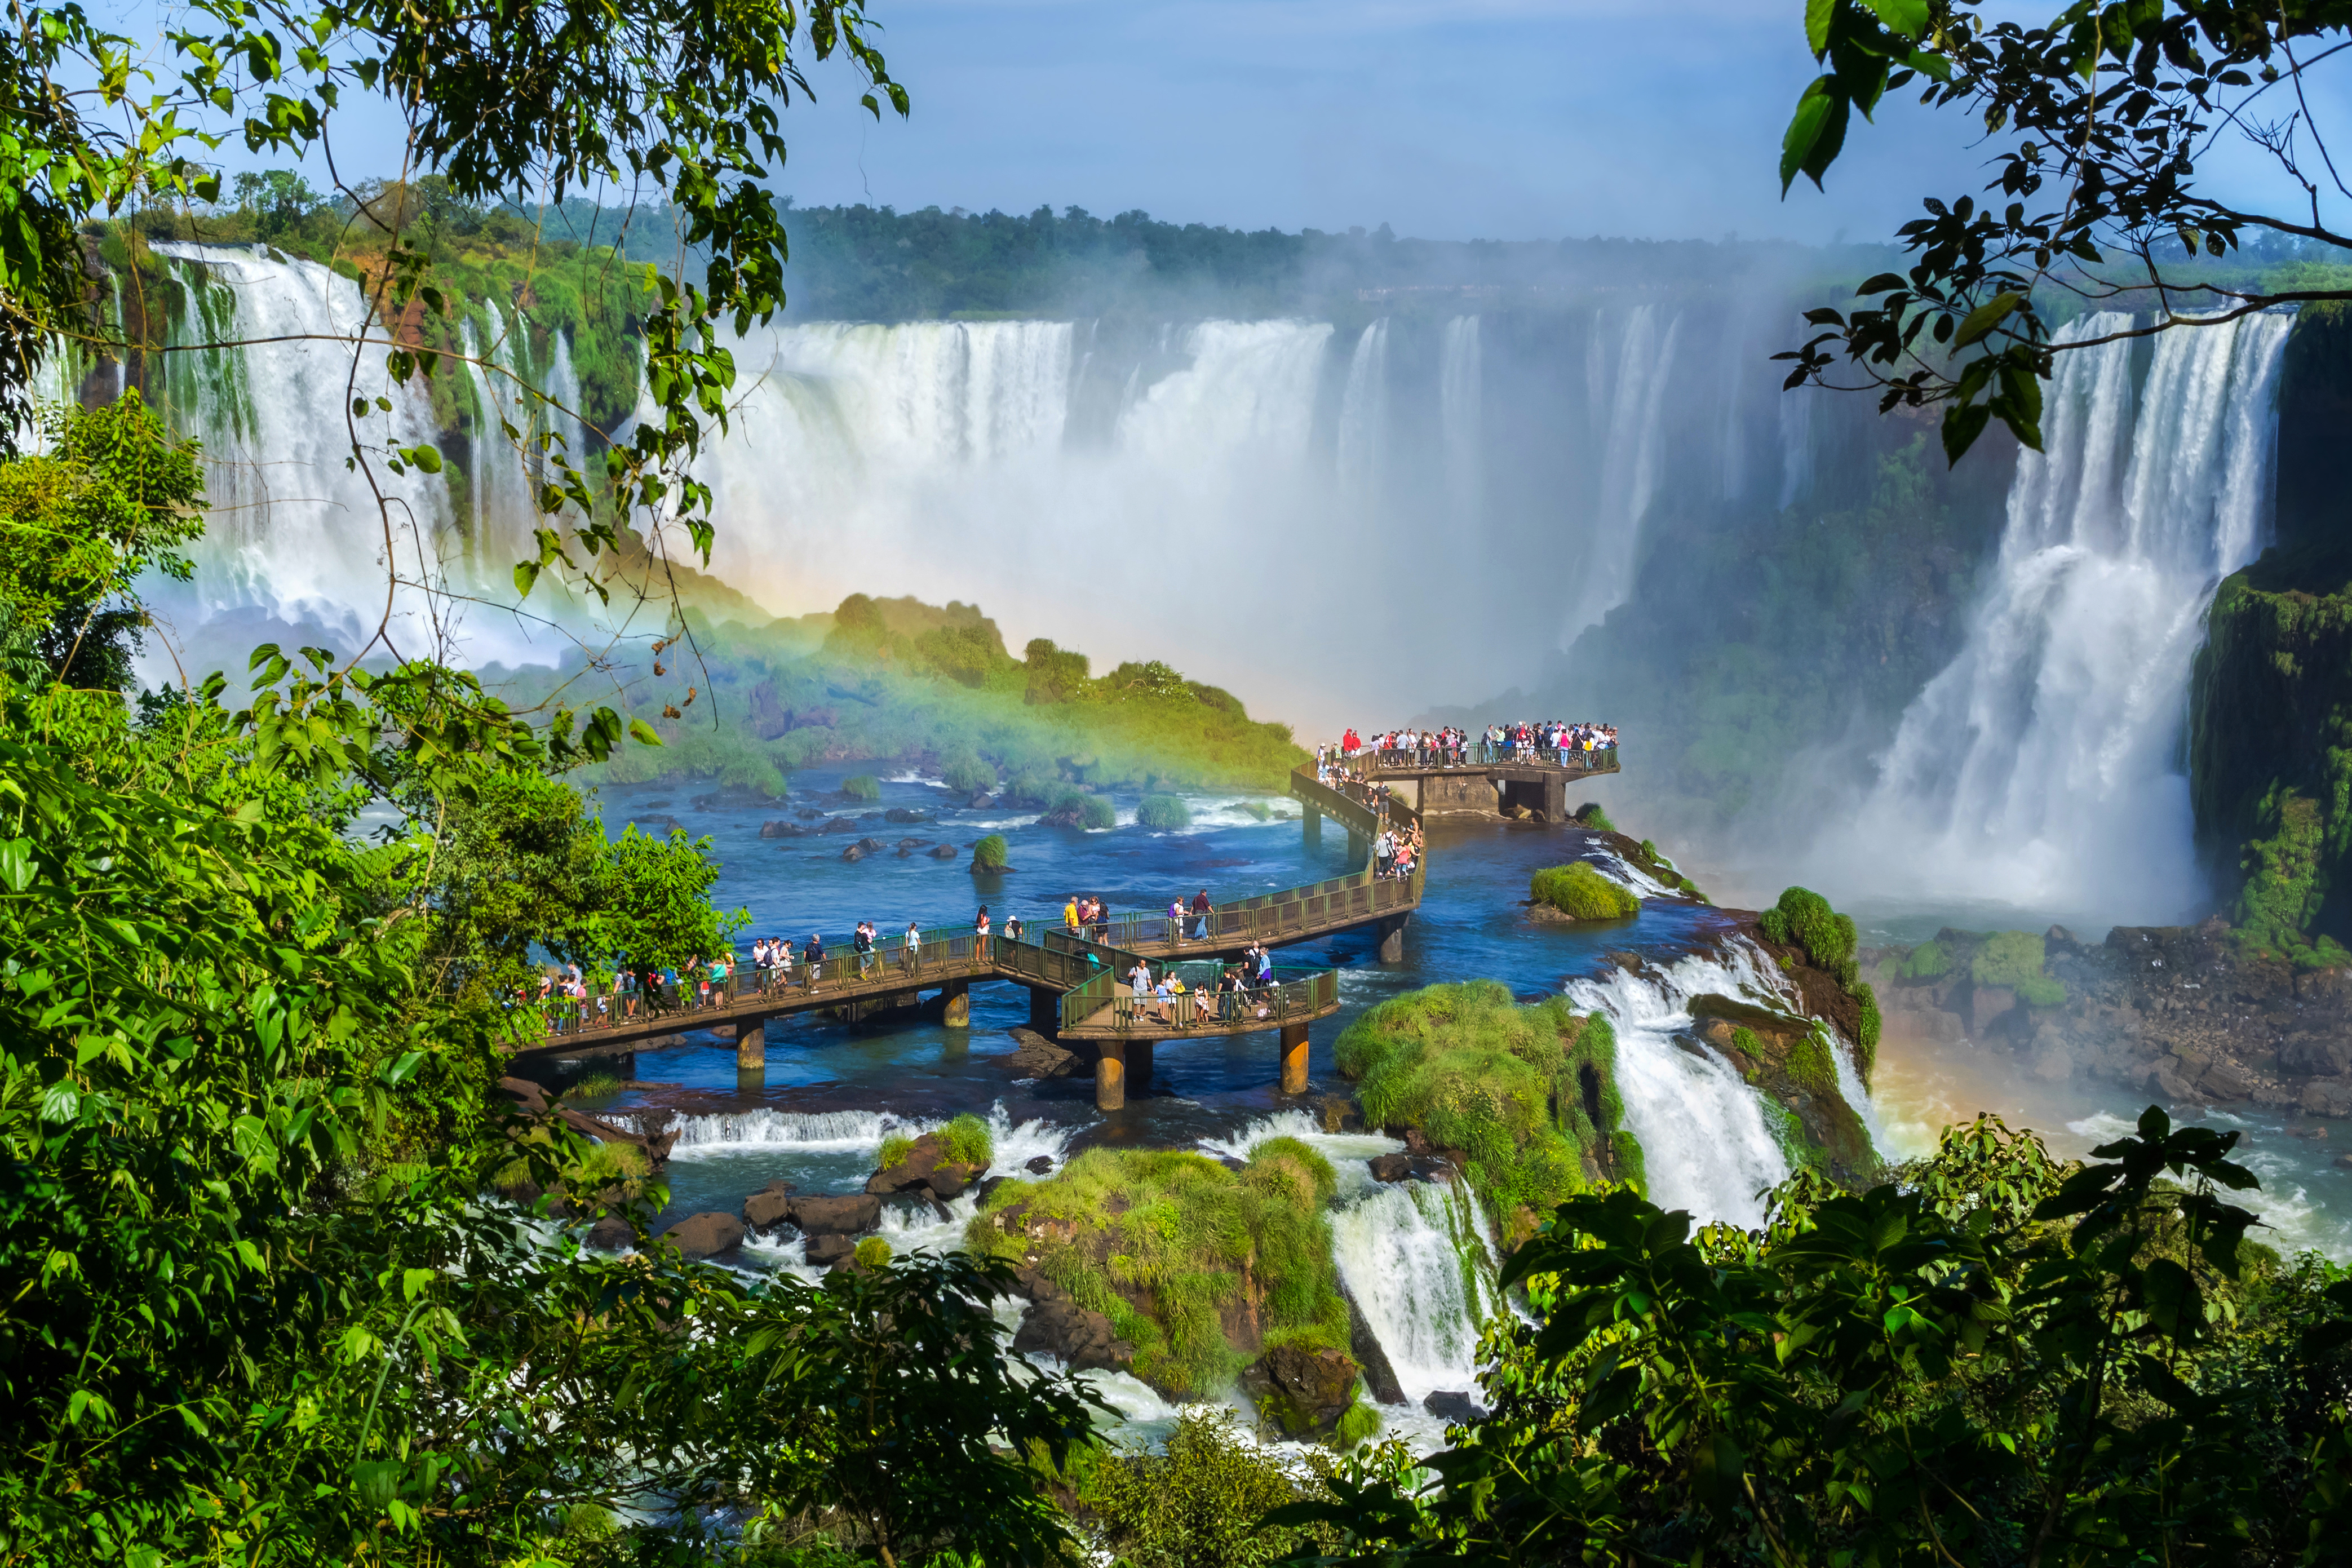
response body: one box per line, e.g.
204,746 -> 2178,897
1569,304 -> 1683,644
1328,1175 -> 1503,1401
1440,316 -> 1482,530
1849,311 -> 2293,920
1563,941 -> 1853,1229
1335,318 -> 1390,512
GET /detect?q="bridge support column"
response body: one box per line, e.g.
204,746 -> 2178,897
1279,1024 -> 1310,1095
1543,774 -> 1567,823
1028,986 -> 1060,1033
1095,1040 -> 1128,1111
941,979 -> 971,1029
1304,805 -> 1321,846
1376,914 -> 1408,963
736,1018 -> 767,1071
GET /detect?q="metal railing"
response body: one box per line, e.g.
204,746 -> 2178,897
1060,962 -> 1338,1035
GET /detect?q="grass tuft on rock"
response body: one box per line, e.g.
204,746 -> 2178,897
939,748 -> 996,794
1137,794 -> 1193,831
1573,802 -> 1615,832
970,834 -> 1009,870
968,1145 -> 1349,1397
1332,980 -> 1639,1244
1530,862 -> 1641,920
853,1236 -> 893,1269
841,774 -> 883,801
1760,885 -> 1880,1076
937,1112 -> 993,1167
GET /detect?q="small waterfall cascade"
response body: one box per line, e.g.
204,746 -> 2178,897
1851,310 -> 2293,920
1569,303 -> 1684,644
1439,315 -> 1483,531
1329,1175 -> 1504,1401
1564,939 -> 1872,1230
1335,318 -> 1391,511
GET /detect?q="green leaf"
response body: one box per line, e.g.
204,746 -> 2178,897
1781,77 -> 1846,194
405,443 -> 442,475
1864,0 -> 1928,40
1806,0 -> 1839,56
1952,291 -> 2024,348
1942,402 -> 1993,466
0,839 -> 33,893
627,717 -> 666,747
513,561 -> 541,599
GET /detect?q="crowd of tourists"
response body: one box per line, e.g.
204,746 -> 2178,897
1317,721 -> 1618,770
528,888 -> 1315,1035
1122,939 -> 1285,1025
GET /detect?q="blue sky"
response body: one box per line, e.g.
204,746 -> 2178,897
104,0 -> 2346,245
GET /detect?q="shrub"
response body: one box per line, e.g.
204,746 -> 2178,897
877,1133 -> 915,1171
1972,929 -> 2048,991
1900,941 -> 1951,981
1573,802 -> 1616,832
1079,795 -> 1116,831
940,749 -> 996,794
970,834 -> 1009,870
937,1112 -> 994,1168
1074,1406 -> 1335,1566
568,1070 -> 624,1099
1137,794 -> 1193,830
1759,887 -> 1857,971
1529,862 -> 1641,920
1639,839 -> 1660,861
853,1236 -> 893,1269
2016,974 -> 2068,1008
841,774 -> 882,801
1854,983 -> 1881,1078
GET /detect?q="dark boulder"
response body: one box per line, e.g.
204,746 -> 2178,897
1368,1151 -> 1453,1183
742,1180 -> 796,1232
584,1215 -> 634,1251
884,807 -> 928,823
805,1233 -> 856,1266
797,808 -> 823,820
1338,1275 -> 1407,1406
897,836 -> 929,849
865,1132 -> 988,1201
1241,1345 -> 1363,1438
789,1194 -> 882,1235
856,838 -> 886,852
1004,1027 -> 1081,1080
1025,1154 -> 1055,1175
1009,1267 -> 1134,1373
1422,1390 -> 1487,1424
929,1166 -> 970,1200
823,817 -> 863,835
1368,1153 -> 1411,1183
759,820 -> 809,839
663,1212 -> 747,1260
841,844 -> 867,862
968,791 -> 994,809
928,843 -> 958,860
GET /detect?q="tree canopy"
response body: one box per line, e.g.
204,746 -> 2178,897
1778,0 -> 2352,462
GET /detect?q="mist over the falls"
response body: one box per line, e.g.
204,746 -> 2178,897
107,227 -> 2309,934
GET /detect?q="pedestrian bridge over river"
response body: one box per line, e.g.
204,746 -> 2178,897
519,748 -> 1608,1109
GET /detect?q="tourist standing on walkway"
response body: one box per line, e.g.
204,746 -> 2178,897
805,933 -> 825,990
1191,888 -> 1212,940
1129,959 -> 1151,1001
975,906 -> 991,960
903,919 -> 922,973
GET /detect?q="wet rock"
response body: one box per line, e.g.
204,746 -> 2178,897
1368,1152 -> 1452,1183
2337,1153 -> 2352,1170
885,807 -> 929,823
968,791 -> 994,809
585,1215 -> 634,1251
2289,1124 -> 2330,1140
897,836 -> 929,849
805,1233 -> 856,1266
841,844 -> 867,862
796,808 -> 823,820
928,844 -> 959,859
1422,1390 -> 1487,1424
1241,1345 -> 1363,1438
856,837 -> 885,852
1010,1266 -> 1134,1372
2305,1080 -> 2352,1118
1025,1154 -> 1055,1175
663,1211 -> 747,1260
1004,1027 -> 1081,1080
742,1179 -> 796,1232
760,819 -> 809,839
789,1194 -> 882,1235
822,817 -> 863,835
1339,1276 -> 1407,1406
865,1132 -> 988,1202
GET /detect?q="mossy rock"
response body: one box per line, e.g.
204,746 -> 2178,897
1137,793 -> 1192,830
969,834 -> 1010,871
1529,862 -> 1641,921
841,774 -> 882,801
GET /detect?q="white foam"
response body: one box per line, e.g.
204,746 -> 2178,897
1330,1173 -> 1502,1401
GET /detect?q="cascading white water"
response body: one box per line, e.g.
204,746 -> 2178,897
1568,304 -> 1683,643
1563,940 -> 1855,1229
1848,311 -> 2293,920
1328,1176 -> 1502,1401
1440,315 -> 1483,531
1335,319 -> 1391,512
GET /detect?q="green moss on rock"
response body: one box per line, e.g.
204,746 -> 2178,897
1137,794 -> 1193,830
1530,862 -> 1641,920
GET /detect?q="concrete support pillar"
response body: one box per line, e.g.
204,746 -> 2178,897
736,1017 -> 767,1071
1543,775 -> 1567,823
1377,914 -> 1407,964
1131,1038 -> 1155,1087
941,979 -> 971,1029
1029,986 -> 1060,1033
1279,1024 -> 1310,1095
1304,805 -> 1322,845
1095,1039 -> 1128,1110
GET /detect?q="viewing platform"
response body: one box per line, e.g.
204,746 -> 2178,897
1345,743 -> 1618,820
515,766 -> 1412,1109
